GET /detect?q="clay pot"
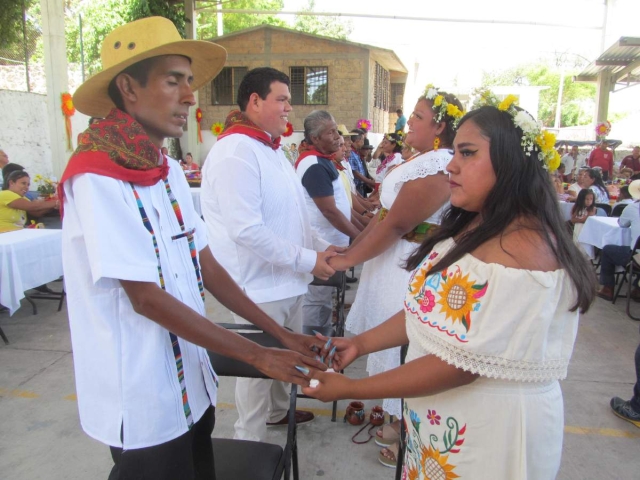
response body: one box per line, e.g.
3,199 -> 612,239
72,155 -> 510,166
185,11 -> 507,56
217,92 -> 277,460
369,405 -> 385,426
345,401 -> 365,426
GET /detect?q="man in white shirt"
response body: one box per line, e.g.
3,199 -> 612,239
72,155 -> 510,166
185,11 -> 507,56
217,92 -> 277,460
562,145 -> 584,182
201,67 -> 338,442
60,20 -> 324,479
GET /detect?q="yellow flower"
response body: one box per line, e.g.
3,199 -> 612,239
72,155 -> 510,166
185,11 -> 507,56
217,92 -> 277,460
547,150 -> 561,171
535,130 -> 556,152
498,94 -> 518,111
447,103 -> 463,118
434,95 -> 444,107
33,174 -> 43,182
211,122 -> 224,136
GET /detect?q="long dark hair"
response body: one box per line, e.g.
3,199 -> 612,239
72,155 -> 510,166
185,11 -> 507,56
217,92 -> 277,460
405,106 -> 595,313
571,189 -> 596,215
586,168 -> 609,200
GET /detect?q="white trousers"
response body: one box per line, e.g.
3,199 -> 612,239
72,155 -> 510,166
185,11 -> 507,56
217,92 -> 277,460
232,295 -> 304,441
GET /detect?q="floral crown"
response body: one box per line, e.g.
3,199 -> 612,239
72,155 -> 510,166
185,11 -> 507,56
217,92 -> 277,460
471,88 -> 561,172
385,132 -> 404,148
423,84 -> 464,128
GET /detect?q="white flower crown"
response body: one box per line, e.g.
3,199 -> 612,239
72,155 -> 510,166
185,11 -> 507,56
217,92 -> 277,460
471,88 -> 560,172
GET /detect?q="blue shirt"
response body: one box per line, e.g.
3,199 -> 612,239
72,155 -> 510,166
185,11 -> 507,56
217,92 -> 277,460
347,150 -> 366,186
395,115 -> 407,132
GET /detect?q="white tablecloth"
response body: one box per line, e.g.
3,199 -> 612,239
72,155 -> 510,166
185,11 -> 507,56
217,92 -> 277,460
0,229 -> 63,315
559,201 -> 573,221
190,187 -> 201,217
577,217 -> 632,259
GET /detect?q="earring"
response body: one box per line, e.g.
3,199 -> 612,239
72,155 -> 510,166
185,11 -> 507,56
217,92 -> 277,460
433,136 -> 440,151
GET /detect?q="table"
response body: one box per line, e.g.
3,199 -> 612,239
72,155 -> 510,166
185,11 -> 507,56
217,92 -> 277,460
0,229 -> 63,315
577,216 -> 632,259
191,187 -> 202,217
559,201 -> 573,221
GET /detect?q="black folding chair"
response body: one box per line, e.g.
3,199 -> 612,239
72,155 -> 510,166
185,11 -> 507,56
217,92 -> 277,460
612,237 -> 640,321
611,204 -> 627,218
207,324 -> 299,480
300,271 -> 346,421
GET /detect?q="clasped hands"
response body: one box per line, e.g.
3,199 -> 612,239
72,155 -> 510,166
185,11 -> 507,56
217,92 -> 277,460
311,245 -> 349,279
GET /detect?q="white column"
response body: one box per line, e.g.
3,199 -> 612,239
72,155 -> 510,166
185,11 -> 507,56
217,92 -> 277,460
594,71 -> 612,134
185,0 -> 200,163
41,0 -> 69,178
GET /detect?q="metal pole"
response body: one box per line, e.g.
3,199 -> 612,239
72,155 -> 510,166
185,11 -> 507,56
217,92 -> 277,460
79,14 -> 85,82
22,0 -> 30,92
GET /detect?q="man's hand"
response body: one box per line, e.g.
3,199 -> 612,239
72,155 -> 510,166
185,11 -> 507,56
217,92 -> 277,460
326,245 -> 347,254
253,346 -> 326,387
312,250 -> 337,280
315,332 -> 360,371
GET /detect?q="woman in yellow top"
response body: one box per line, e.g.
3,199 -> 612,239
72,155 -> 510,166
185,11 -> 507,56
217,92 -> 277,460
0,171 -> 59,233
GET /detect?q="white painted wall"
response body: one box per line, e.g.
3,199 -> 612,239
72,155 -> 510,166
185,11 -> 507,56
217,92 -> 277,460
0,90 -> 90,180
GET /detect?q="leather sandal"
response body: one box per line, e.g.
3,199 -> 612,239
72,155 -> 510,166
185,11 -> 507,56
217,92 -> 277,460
378,441 -> 399,468
374,422 -> 400,447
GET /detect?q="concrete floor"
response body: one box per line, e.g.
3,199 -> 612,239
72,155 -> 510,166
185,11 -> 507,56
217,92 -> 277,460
1,270 -> 640,480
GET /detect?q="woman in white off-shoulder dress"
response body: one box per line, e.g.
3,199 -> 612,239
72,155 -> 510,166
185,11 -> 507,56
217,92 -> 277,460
306,101 -> 596,477
330,88 -> 465,422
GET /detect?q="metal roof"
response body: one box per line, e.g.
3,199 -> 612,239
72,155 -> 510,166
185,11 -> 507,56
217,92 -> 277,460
574,37 -> 640,91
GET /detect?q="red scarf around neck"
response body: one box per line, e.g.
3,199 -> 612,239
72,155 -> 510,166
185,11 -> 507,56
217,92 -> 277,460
217,110 -> 281,150
58,108 -> 169,217
294,146 -> 343,171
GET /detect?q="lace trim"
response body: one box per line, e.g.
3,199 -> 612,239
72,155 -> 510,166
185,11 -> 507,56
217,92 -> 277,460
406,316 -> 570,382
394,151 -> 452,193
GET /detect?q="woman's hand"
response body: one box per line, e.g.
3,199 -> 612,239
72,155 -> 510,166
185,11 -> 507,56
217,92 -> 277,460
301,369 -> 352,402
327,254 -> 352,272
314,332 -> 360,370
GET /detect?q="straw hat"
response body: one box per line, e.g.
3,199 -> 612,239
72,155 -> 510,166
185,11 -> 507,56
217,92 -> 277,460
337,124 -> 350,136
73,16 -> 227,118
628,180 -> 640,200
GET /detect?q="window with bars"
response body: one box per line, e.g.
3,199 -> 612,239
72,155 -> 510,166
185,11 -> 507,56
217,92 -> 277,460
290,66 -> 328,105
391,83 -> 405,111
211,67 -> 248,105
373,62 -> 390,111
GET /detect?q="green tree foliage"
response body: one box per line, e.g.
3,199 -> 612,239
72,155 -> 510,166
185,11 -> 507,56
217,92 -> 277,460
293,0 -> 352,40
0,0 -> 32,48
482,62 -> 596,128
128,0 -> 186,36
197,0 -> 287,40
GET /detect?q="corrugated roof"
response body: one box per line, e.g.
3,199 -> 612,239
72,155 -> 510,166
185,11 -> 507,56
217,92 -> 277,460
574,37 -> 640,89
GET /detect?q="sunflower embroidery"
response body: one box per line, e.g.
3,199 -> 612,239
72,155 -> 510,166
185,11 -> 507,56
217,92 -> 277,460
420,446 -> 460,479
436,267 -> 488,332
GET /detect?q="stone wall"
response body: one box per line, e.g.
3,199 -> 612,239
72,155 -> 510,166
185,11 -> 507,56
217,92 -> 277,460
202,28 -> 371,134
0,90 -> 89,179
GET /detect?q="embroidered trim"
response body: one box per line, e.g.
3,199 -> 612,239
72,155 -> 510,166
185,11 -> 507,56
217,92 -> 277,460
131,179 -> 206,429
394,151 -> 452,193
406,315 -> 570,382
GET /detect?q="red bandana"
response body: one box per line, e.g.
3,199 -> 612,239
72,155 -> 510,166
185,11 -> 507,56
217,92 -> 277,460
217,110 -> 281,150
294,146 -> 342,171
58,108 -> 169,217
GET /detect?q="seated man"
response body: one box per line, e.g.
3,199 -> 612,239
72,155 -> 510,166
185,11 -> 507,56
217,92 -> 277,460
597,180 -> 640,301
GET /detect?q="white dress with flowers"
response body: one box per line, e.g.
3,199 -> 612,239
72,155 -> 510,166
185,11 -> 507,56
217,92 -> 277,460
346,149 -> 451,417
402,238 -> 579,480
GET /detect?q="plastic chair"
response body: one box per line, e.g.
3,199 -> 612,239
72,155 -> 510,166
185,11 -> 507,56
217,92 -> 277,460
207,324 -> 299,480
595,203 -> 612,216
595,207 -> 608,217
612,237 -> 640,321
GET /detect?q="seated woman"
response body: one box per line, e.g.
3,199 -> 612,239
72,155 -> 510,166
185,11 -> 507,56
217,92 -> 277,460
571,189 -> 597,254
584,168 -> 610,204
182,152 -> 200,171
305,100 -> 594,478
0,171 -> 59,233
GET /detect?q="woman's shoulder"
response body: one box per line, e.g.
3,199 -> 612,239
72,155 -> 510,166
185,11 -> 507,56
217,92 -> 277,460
0,190 -> 21,201
470,222 -> 560,272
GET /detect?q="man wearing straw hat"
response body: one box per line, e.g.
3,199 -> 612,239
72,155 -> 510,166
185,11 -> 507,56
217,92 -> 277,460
59,17 -> 324,479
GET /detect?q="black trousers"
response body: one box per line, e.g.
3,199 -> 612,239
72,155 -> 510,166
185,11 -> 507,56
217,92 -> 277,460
108,406 -> 216,480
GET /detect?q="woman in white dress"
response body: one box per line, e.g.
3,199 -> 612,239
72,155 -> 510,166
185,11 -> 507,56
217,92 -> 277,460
373,132 -> 404,185
307,99 -> 595,478
329,87 -> 464,445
